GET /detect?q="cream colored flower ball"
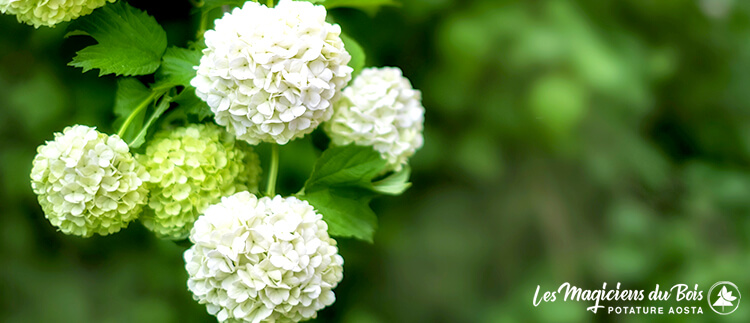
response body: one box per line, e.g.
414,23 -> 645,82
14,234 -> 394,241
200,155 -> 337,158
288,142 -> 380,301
184,192 -> 344,322
0,0 -> 115,28
30,125 -> 148,237
191,0 -> 352,145
326,67 -> 425,171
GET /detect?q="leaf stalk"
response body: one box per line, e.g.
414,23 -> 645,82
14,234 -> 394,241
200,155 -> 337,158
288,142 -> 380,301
266,144 -> 279,196
117,91 -> 160,138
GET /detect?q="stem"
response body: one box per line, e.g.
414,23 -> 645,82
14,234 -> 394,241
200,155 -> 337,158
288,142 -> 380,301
117,92 -> 159,138
266,144 -> 279,196
197,10 -> 210,40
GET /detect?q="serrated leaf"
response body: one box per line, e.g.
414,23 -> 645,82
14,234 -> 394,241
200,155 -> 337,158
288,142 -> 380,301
305,145 -> 387,191
154,47 -> 202,88
67,1 -> 167,76
341,33 -> 366,78
371,165 -> 411,195
129,95 -> 173,148
114,78 -> 151,142
174,88 -> 212,121
300,188 -> 377,242
300,145 -> 388,242
324,0 -> 399,15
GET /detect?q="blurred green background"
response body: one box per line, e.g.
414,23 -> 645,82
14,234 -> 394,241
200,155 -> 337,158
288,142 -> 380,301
2,0 -> 750,322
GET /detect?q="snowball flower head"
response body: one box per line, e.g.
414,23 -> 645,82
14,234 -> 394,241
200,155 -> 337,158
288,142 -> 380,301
191,0 -> 353,145
185,192 -> 344,323
137,123 -> 262,240
30,125 -> 148,237
326,67 -> 425,171
0,0 -> 115,28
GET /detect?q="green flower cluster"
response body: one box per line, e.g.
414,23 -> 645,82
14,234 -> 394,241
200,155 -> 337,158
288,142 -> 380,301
30,125 -> 149,237
0,0 -> 115,28
137,123 -> 262,240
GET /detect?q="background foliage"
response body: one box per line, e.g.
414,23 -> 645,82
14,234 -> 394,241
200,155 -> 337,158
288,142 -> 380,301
2,0 -> 750,322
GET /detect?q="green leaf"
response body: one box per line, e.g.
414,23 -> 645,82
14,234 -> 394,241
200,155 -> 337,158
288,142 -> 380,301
341,34 -> 366,78
114,78 -> 151,142
305,145 -> 387,191
324,0 -> 399,15
300,145 -> 388,242
114,78 -> 150,118
129,95 -> 173,148
154,47 -> 202,89
174,88 -> 212,121
67,1 -> 167,76
371,165 -> 411,195
301,188 -> 378,242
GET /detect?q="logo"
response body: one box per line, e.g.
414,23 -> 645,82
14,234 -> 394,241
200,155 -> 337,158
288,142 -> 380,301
532,281 -> 745,316
707,281 -> 740,315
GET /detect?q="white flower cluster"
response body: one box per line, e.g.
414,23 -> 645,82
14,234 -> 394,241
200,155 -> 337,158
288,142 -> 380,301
184,192 -> 344,323
191,0 -> 352,145
326,67 -> 425,170
0,0 -> 114,28
30,125 -> 149,237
